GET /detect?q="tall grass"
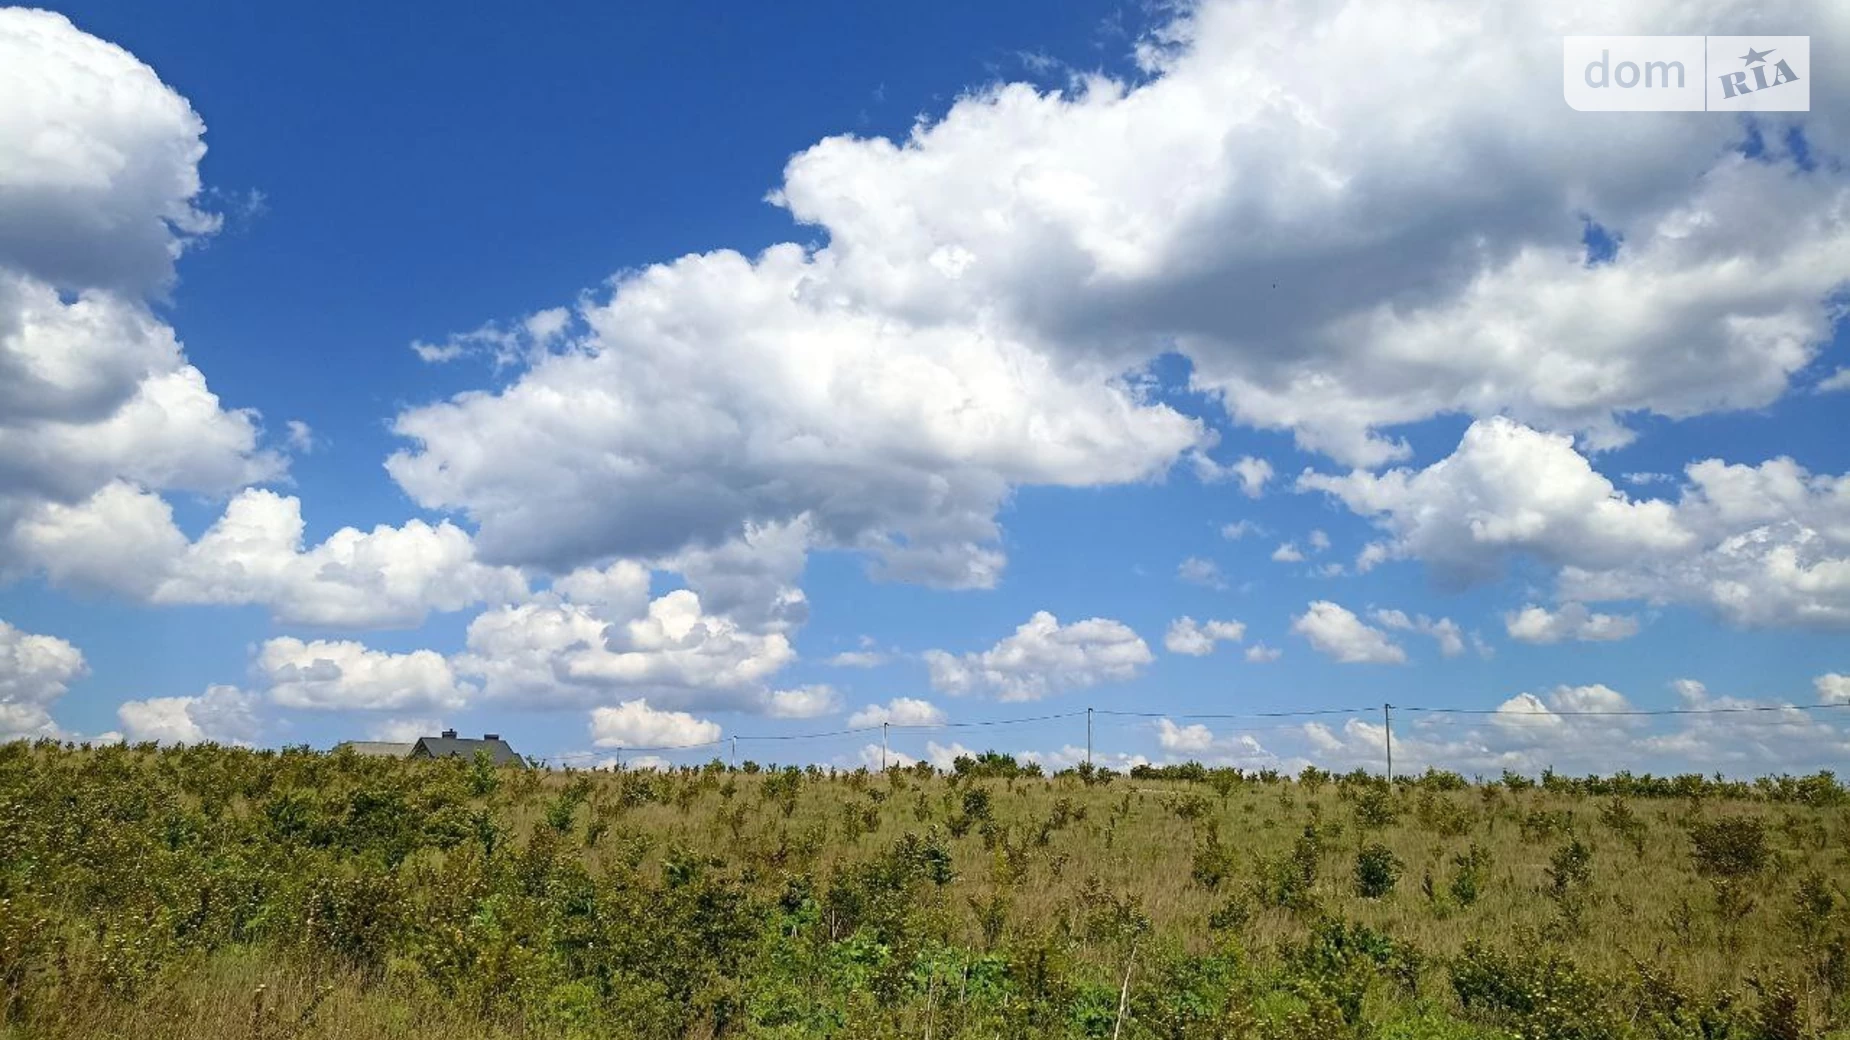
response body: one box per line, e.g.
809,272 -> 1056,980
1,740 -> 1845,1038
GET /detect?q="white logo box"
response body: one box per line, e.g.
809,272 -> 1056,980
1564,36 -> 1809,112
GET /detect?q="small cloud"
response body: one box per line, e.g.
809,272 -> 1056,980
368,717 -> 440,742
1271,542 -> 1305,563
1195,454 -> 1274,497
1178,556 -> 1228,589
1371,608 -> 1465,657
1355,541 -> 1395,573
848,697 -> 946,728
1291,601 -> 1406,664
923,611 -> 1151,701
284,420 -> 316,454
410,307 -> 576,366
1428,620 -> 1466,657
1815,368 -> 1850,394
1504,603 -> 1641,644
411,341 -> 467,363
1244,642 -> 1282,663
1164,616 -> 1246,656
764,685 -> 841,718
1220,519 -> 1263,540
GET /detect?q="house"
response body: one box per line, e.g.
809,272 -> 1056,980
409,729 -> 526,767
332,740 -> 414,758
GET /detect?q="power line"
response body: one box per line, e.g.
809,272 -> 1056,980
539,710 -> 1097,763
530,697 -> 1850,766
1095,707 -> 1373,720
897,710 -> 1089,730
1403,702 -> 1850,718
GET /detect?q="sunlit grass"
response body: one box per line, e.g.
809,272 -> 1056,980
1,741 -> 1846,1038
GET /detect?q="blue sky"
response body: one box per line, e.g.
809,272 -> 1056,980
2,0 -> 1848,776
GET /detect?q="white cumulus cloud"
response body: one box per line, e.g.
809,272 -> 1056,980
924,610 -> 1152,701
763,685 -> 841,718
1370,608 -> 1465,657
0,11 -> 287,587
14,485 -> 527,628
117,685 -> 259,745
258,637 -> 474,711
1306,417 -> 1850,629
1291,601 -> 1406,664
0,618 -> 85,740
1504,602 -> 1641,644
1163,616 -> 1246,656
452,574 -> 794,711
589,699 -> 721,749
1177,556 -> 1228,589
847,697 -> 948,728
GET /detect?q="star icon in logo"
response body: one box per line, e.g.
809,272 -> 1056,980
1739,46 -> 1775,66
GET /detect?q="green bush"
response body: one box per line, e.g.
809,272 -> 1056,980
1353,842 -> 1402,899
1688,816 -> 1770,879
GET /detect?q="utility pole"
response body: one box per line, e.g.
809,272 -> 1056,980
1086,707 -> 1094,767
882,722 -> 889,771
1383,703 -> 1393,780
730,735 -> 737,769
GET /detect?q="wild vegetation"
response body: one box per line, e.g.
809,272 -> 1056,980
2,740 -> 1847,1039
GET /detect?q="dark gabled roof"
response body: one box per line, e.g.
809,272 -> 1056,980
410,735 -> 525,767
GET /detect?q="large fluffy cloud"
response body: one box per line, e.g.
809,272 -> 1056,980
452,563 -> 795,711
1306,417 -> 1850,628
117,685 -> 260,745
924,610 -> 1152,701
258,637 -> 474,711
0,618 -> 85,739
0,10 -> 286,584
0,9 -> 218,293
1300,418 -> 1694,585
383,0 -> 1850,587
14,484 -> 526,628
1560,458 -> 1850,629
773,0 -> 1850,465
387,246 -> 1203,584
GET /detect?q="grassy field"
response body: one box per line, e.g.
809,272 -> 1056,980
1,742 -> 1846,1039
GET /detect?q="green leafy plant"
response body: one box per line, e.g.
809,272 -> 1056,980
1353,842 -> 1402,899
